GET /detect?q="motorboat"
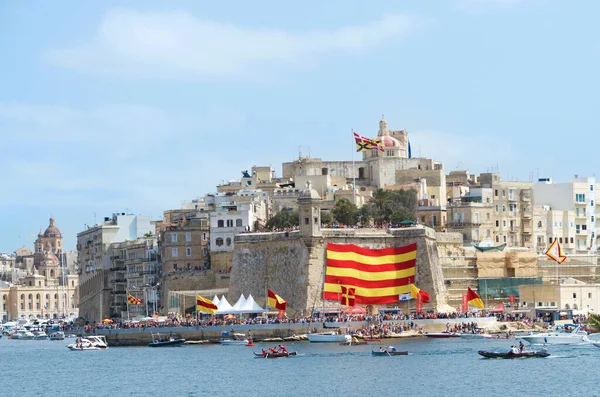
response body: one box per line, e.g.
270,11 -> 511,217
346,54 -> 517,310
49,331 -> 65,341
32,330 -> 49,340
148,333 -> 185,347
424,332 -> 461,339
307,332 -> 351,343
459,333 -> 493,339
220,332 -> 249,345
11,329 -> 36,340
66,336 -> 109,350
520,324 -> 590,345
591,341 -> 600,349
478,349 -> 550,359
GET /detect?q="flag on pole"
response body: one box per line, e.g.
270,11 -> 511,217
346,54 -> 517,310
545,238 -> 567,264
354,132 -> 384,152
339,285 -> 356,306
410,284 -> 430,303
461,294 -> 468,312
127,293 -> 141,305
408,140 -> 412,158
467,287 -> 484,309
196,295 -> 218,314
323,243 -> 417,305
267,289 -> 287,311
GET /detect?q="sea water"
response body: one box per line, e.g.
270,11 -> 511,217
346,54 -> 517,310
0,336 -> 598,397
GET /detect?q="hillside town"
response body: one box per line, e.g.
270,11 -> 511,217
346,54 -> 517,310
1,117 -> 598,324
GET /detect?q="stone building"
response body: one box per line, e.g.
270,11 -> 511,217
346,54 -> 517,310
0,218 -> 78,321
447,188 -> 494,245
77,213 -> 154,323
228,183 -> 452,314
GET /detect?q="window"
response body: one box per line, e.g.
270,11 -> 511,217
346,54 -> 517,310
537,302 -> 542,307
486,213 -> 490,220
216,238 -> 224,247
171,248 -> 178,257
226,219 -> 233,227
573,293 -> 577,298
576,193 -> 586,202
495,189 -> 498,197
203,247 -> 208,256
171,233 -> 177,243
589,293 -> 592,299
496,220 -> 499,227
559,238 -> 563,243
226,238 -> 232,246
185,232 -> 191,242
236,219 -> 243,227
217,220 -> 224,228
591,185 -> 594,191
186,247 -> 192,256
592,216 -> 595,222
202,232 -> 207,241
495,205 -> 499,212
503,236 -> 506,242
571,237 -> 574,243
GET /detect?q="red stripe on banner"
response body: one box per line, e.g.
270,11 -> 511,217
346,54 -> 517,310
324,275 -> 414,289
197,300 -> 217,310
326,258 -> 416,272
323,291 -> 400,305
327,243 -> 417,257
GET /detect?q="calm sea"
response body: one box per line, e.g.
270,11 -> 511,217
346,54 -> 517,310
1,336 -> 599,397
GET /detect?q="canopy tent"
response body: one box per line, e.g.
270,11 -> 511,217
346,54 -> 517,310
230,294 -> 247,312
212,295 -> 220,306
489,303 -> 505,313
344,304 -> 367,315
216,296 -> 234,314
235,294 -> 267,314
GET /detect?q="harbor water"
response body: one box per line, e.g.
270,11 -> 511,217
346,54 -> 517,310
1,336 -> 598,397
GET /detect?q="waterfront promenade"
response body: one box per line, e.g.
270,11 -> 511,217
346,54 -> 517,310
91,317 -> 502,346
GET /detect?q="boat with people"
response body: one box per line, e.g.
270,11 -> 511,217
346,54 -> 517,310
148,333 -> 185,347
478,349 -> 550,359
371,347 -> 408,357
424,332 -> 461,339
520,324 -> 590,345
220,331 -> 249,345
66,336 -> 109,350
307,332 -> 351,343
253,350 -> 297,359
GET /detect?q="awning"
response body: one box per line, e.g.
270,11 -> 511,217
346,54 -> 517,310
344,305 -> 367,315
489,303 -> 505,313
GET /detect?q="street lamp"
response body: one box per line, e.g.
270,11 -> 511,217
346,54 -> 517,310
144,283 -> 161,317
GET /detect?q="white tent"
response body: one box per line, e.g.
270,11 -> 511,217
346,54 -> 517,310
229,294 -> 247,313
236,294 -> 267,314
217,296 -> 233,314
212,295 -> 220,306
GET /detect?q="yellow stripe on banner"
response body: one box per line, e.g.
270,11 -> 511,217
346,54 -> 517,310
327,250 -> 416,265
323,283 -> 411,297
325,267 -> 415,281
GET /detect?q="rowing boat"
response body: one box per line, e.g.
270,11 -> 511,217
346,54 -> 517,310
253,351 -> 298,359
478,350 -> 550,359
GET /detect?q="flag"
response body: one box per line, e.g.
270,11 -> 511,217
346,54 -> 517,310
410,284 -> 430,303
467,287 -> 484,309
127,293 -> 141,306
461,295 -> 468,312
354,132 -> 384,152
267,289 -> 287,311
545,238 -> 567,264
196,295 -> 218,314
340,285 -> 355,306
408,140 -> 412,158
323,243 -> 417,305
399,293 -> 411,301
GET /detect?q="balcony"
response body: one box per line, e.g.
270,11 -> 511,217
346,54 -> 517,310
521,192 -> 531,202
522,229 -> 532,234
509,227 -> 519,233
111,290 -> 126,295
447,221 -> 481,228
109,266 -> 126,271
110,279 -> 127,284
575,213 -> 587,219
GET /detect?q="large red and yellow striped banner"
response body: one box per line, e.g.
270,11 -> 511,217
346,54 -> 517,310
323,243 -> 417,305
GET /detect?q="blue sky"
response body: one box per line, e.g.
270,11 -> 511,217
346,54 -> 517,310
1,0 -> 598,252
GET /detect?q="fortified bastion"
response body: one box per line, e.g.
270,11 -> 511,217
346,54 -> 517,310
228,184 -> 450,314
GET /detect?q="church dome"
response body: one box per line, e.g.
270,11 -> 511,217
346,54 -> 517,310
43,217 -> 62,238
298,181 -> 321,200
377,135 -> 400,148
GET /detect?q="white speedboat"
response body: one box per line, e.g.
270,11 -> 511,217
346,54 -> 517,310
11,329 -> 35,340
66,335 -> 109,350
307,332 -> 351,343
520,325 -> 589,345
33,331 -> 49,340
459,333 -> 493,340
49,331 -> 65,340
591,341 -> 600,348
220,332 -> 249,345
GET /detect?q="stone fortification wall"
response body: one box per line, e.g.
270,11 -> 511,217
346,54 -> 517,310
229,227 -> 449,314
229,231 -> 309,314
78,271 -> 110,323
436,232 -> 477,307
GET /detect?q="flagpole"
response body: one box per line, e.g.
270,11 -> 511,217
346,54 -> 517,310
352,129 -> 356,206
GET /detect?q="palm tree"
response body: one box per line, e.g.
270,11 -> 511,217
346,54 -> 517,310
369,189 -> 391,225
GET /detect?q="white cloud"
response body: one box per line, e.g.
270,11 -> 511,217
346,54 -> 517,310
46,10 -> 415,80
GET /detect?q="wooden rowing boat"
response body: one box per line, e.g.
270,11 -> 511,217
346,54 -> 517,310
253,351 -> 298,359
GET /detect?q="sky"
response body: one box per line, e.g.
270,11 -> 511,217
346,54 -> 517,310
1,0 -> 599,252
